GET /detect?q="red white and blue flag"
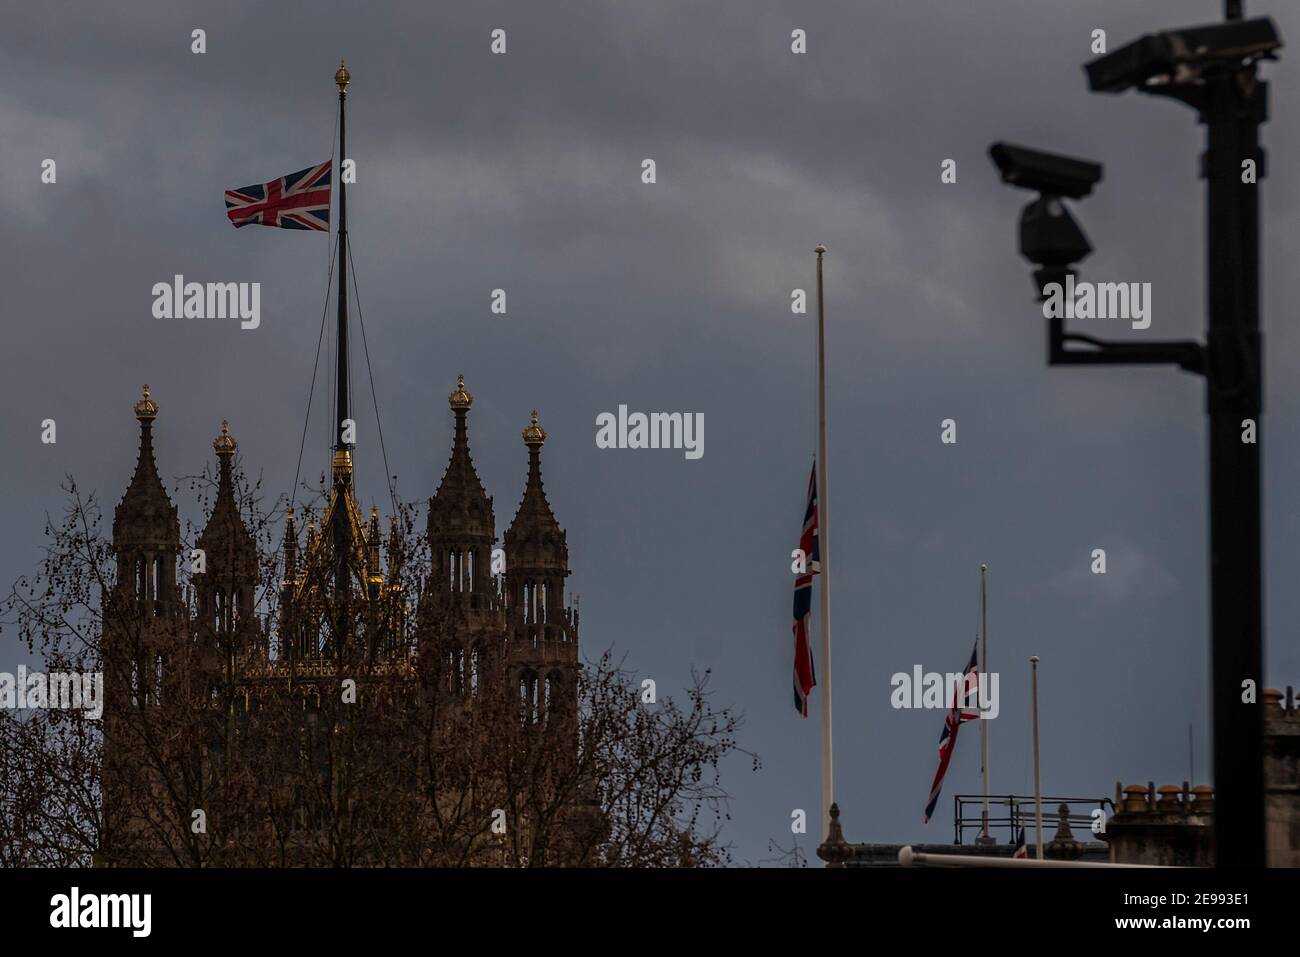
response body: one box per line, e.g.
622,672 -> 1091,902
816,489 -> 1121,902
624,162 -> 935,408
922,638 -> 981,823
225,161 -> 332,231
1013,826 -> 1028,859
792,463 -> 820,717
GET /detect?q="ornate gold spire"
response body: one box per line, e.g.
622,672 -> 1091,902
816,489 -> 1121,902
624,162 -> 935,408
115,385 -> 178,552
522,409 -> 546,447
448,374 -> 473,410
430,374 -> 493,545
332,448 -> 353,477
133,384 -> 158,422
213,419 -> 237,457
335,59 -> 351,94
505,408 -> 566,577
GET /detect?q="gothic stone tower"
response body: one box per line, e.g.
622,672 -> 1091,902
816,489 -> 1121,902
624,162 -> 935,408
101,374 -> 585,864
195,421 -> 261,671
420,375 -> 506,696
103,386 -> 184,710
504,410 -> 579,727
108,386 -> 183,649
101,386 -> 186,862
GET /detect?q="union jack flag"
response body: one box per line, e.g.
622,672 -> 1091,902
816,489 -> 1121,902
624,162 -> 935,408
225,161 -> 331,230
923,638 -> 980,823
791,462 -> 820,717
1013,826 -> 1028,859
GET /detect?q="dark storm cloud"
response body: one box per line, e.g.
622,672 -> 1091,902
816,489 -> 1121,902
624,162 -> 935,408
3,0 -> 1299,863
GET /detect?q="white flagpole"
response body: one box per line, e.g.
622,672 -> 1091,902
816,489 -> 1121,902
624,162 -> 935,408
1031,655 -> 1044,860
978,563 -> 992,845
815,244 -> 834,843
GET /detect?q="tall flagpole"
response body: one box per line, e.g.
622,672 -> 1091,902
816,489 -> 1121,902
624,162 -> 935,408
1031,655 -> 1044,860
332,60 -> 354,605
814,244 -> 834,841
334,59 -> 352,455
977,563 -> 992,845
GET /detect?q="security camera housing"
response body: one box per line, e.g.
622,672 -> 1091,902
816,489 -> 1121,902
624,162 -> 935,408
1019,196 -> 1091,272
1086,17 -> 1281,93
989,143 -> 1102,200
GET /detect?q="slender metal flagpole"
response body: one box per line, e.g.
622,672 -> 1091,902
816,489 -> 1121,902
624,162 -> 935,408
978,564 -> 992,845
335,60 -> 351,454
1031,655 -> 1043,860
815,244 -> 834,842
332,59 -> 353,606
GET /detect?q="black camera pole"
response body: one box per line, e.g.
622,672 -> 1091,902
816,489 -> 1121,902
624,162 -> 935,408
1033,8 -> 1268,865
1197,25 -> 1267,871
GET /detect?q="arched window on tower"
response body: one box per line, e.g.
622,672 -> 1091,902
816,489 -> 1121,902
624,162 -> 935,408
540,582 -> 548,624
467,549 -> 474,592
214,587 -> 226,632
153,554 -> 165,617
546,671 -> 567,725
135,557 -> 147,607
469,645 -> 480,695
530,583 -> 542,647
519,671 -> 538,724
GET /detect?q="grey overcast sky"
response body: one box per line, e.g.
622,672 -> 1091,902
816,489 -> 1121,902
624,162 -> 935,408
2,0 -> 1299,864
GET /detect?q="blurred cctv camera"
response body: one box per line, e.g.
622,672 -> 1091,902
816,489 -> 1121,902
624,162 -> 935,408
989,142 -> 1102,200
1086,17 -> 1281,93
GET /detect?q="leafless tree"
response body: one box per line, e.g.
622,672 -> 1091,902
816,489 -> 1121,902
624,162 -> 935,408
1,472 -> 755,867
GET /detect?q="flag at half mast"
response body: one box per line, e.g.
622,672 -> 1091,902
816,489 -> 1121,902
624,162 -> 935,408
922,637 -> 980,823
225,160 -> 332,230
1013,827 -> 1028,859
791,462 -> 820,717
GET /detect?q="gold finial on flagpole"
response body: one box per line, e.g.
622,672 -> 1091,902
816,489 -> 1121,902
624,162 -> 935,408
335,59 -> 351,94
